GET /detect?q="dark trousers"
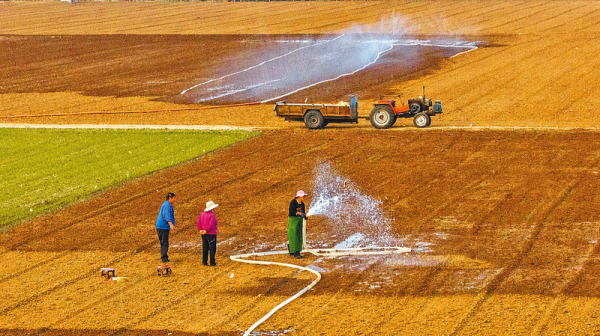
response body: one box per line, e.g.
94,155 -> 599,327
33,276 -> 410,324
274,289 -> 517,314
202,234 -> 217,265
157,229 -> 170,263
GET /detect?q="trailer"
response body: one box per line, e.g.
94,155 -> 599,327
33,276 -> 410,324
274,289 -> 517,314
274,87 -> 442,129
274,95 -> 359,129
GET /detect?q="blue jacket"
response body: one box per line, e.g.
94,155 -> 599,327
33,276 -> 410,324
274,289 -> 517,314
156,200 -> 175,230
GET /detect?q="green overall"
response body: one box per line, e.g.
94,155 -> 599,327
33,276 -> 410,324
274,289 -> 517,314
287,216 -> 303,254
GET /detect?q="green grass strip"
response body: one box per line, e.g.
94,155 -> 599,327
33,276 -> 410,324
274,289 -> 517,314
0,128 -> 258,228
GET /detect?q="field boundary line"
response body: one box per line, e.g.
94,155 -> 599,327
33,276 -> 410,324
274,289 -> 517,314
4,124 -> 600,132
0,123 -> 271,131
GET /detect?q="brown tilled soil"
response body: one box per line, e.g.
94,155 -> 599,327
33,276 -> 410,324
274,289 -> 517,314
2,1 -> 600,335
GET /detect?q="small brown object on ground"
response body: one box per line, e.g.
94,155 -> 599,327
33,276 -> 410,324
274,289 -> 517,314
100,268 -> 115,279
157,265 -> 172,277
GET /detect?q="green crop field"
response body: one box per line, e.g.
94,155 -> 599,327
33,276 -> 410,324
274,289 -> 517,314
0,127 -> 258,228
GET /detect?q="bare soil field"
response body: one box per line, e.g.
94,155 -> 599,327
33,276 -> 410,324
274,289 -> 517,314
2,129 -> 600,335
2,1 -> 600,335
1,0 -> 600,128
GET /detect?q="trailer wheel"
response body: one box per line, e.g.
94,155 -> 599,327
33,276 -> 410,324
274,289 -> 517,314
413,113 -> 431,128
304,110 -> 325,129
370,106 -> 395,129
410,103 -> 421,114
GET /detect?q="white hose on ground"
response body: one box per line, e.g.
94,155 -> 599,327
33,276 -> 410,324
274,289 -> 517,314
230,245 -> 411,335
230,250 -> 322,336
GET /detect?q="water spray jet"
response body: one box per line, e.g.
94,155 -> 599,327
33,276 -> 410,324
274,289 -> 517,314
231,162 -> 409,335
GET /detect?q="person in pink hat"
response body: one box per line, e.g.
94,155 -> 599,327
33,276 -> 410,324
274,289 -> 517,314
288,190 -> 308,259
197,200 -> 219,266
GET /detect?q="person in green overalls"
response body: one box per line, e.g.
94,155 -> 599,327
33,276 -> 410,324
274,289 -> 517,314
288,190 -> 308,259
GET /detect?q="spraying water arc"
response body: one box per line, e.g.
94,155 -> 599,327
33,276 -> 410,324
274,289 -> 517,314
230,162 -> 410,335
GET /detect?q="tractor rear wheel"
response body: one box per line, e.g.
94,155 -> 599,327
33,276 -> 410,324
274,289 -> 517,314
370,105 -> 395,129
304,110 -> 325,129
410,103 -> 421,114
413,113 -> 431,128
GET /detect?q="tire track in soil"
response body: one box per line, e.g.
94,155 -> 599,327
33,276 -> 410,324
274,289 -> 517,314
383,134 -> 494,233
447,176 -> 587,335
267,257 -> 384,335
363,265 -> 446,335
210,267 -> 313,334
530,240 -> 600,336
0,251 -> 69,284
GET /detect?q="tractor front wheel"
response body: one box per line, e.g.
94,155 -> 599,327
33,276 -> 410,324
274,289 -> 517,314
413,113 -> 431,128
370,105 -> 395,129
304,110 -> 325,129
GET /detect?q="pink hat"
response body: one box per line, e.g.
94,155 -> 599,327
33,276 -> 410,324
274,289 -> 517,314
295,190 -> 308,197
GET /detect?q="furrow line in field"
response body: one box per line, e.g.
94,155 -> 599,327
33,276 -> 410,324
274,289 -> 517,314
449,0 -> 523,22
434,0 -> 515,22
473,1 -> 555,34
434,35 -> 566,116
3,46 -> 168,96
384,135 -> 494,231
448,176 -> 586,335
58,5 -> 200,35
506,3 -> 590,34
221,3 -> 359,34
0,251 -> 69,285
530,240 -> 600,335
47,272 -> 153,328
0,36 -> 170,90
296,257 -> 385,334
390,266 -> 445,334
539,5 -> 600,34
106,264 -> 237,334
0,251 -> 135,316
122,4 -> 291,35
256,2 -> 382,35
7,3 -> 168,35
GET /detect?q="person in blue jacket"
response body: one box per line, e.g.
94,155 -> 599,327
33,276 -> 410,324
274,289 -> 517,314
156,192 -> 176,264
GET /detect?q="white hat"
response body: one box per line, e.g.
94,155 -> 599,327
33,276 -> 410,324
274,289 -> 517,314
295,190 -> 308,197
205,201 -> 219,212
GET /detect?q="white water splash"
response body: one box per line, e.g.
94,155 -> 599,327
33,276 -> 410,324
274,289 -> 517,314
307,162 -> 396,247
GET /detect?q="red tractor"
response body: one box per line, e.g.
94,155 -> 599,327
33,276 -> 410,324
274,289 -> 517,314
369,86 -> 443,129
